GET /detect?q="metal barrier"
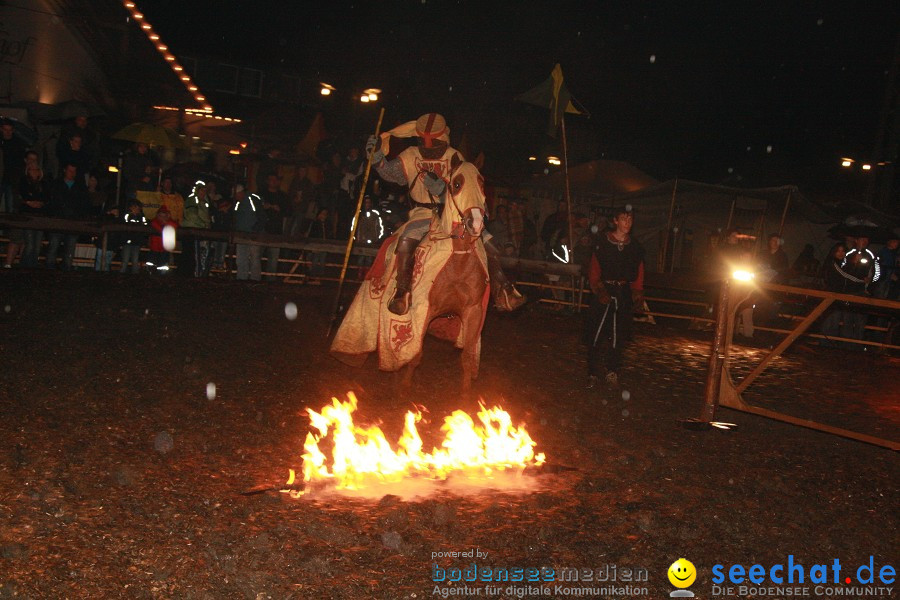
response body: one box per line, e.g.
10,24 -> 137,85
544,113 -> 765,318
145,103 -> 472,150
3,215 -> 896,352
698,278 -> 900,450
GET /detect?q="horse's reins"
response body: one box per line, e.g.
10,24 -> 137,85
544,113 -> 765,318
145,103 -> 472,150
419,165 -> 482,241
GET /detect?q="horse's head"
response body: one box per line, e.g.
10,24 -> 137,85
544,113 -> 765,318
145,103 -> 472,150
441,160 -> 486,241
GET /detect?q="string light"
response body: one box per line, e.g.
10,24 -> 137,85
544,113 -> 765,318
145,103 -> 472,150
122,0 -> 214,113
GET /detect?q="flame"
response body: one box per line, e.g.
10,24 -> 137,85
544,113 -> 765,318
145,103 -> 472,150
290,392 -> 545,492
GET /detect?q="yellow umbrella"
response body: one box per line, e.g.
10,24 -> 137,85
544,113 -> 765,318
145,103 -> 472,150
112,122 -> 185,148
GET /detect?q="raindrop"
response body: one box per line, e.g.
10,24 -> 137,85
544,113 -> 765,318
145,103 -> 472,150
162,224 -> 177,251
284,302 -> 298,321
206,382 -> 216,400
649,54 -> 656,64
621,390 -> 631,401
621,409 -> 630,417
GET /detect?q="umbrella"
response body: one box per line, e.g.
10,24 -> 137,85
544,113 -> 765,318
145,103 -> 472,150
0,115 -> 37,146
828,217 -> 898,244
43,100 -> 106,123
112,122 -> 185,149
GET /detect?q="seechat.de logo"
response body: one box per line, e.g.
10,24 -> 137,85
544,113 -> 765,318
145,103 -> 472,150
668,558 -> 697,598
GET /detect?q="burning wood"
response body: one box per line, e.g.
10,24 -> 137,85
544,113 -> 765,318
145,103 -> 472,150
286,392 -> 545,496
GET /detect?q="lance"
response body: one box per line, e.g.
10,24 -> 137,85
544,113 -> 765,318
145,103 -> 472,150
326,107 -> 385,337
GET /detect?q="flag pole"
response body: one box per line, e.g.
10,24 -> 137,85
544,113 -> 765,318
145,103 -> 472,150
326,107 -> 385,337
560,114 -> 577,309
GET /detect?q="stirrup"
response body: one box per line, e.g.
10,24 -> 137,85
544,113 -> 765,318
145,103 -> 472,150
493,284 -> 526,312
388,290 -> 411,315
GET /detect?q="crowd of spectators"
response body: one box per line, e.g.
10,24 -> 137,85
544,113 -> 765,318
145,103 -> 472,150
1,114 -> 897,348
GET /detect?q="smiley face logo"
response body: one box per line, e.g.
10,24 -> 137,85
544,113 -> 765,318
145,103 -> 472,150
668,558 -> 696,588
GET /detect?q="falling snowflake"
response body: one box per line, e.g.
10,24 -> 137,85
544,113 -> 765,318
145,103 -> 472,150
766,145 -> 773,153
162,224 -> 177,251
284,302 -> 298,321
650,55 -> 656,64
622,390 -> 631,401
206,382 -> 216,400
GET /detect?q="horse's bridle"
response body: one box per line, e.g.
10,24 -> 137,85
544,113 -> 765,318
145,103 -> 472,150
438,164 -> 484,240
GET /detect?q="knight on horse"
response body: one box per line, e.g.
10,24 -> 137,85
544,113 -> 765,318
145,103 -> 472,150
368,113 -> 526,315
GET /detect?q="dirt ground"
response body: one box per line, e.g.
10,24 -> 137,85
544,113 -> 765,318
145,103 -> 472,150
0,271 -> 897,599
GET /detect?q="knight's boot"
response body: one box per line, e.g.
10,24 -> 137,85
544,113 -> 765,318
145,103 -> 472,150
387,237 -> 420,315
485,240 -> 526,311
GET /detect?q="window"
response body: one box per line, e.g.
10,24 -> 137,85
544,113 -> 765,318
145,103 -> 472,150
239,68 -> 263,98
214,64 -> 238,93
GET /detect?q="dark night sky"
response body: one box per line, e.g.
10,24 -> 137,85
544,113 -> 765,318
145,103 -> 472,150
139,1 -> 899,193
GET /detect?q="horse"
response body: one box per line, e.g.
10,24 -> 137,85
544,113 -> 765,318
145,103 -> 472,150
330,160 -> 490,392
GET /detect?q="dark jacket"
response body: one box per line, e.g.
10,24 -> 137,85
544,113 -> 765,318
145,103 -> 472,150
47,177 -> 90,219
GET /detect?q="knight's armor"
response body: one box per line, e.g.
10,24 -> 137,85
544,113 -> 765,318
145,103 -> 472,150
373,113 -> 525,315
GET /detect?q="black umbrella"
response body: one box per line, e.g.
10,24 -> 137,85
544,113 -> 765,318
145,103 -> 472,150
0,115 -> 37,146
828,217 -> 898,244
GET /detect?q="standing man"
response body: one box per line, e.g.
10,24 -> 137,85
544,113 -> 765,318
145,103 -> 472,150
368,112 -> 525,314
259,173 -> 289,281
233,184 -> 265,281
0,119 -> 27,214
585,208 -> 645,388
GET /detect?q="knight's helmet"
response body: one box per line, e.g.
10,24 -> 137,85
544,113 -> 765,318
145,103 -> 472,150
415,113 -> 449,148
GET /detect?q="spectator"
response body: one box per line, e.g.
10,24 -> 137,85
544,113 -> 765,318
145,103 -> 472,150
761,234 -> 789,283
91,174 -> 119,272
288,164 -> 317,237
259,173 -> 289,281
159,175 -> 184,225
122,142 -> 158,198
490,204 -> 514,251
873,236 -> 898,300
839,237 -> 877,345
182,180 -> 212,277
321,151 -> 344,238
819,243 -> 850,347
118,199 -> 148,274
233,184 -> 264,281
56,133 -> 91,182
18,163 -> 48,268
540,200 -> 568,256
306,207 -> 331,284
57,114 -> 99,172
147,205 -> 176,273
45,163 -> 90,270
0,119 -> 28,214
208,181 -> 232,274
791,244 -> 820,282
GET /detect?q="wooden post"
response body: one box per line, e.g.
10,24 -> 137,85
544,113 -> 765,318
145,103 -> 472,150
778,188 -> 792,239
662,178 -> 679,272
699,277 -> 731,422
560,115 -> 577,309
